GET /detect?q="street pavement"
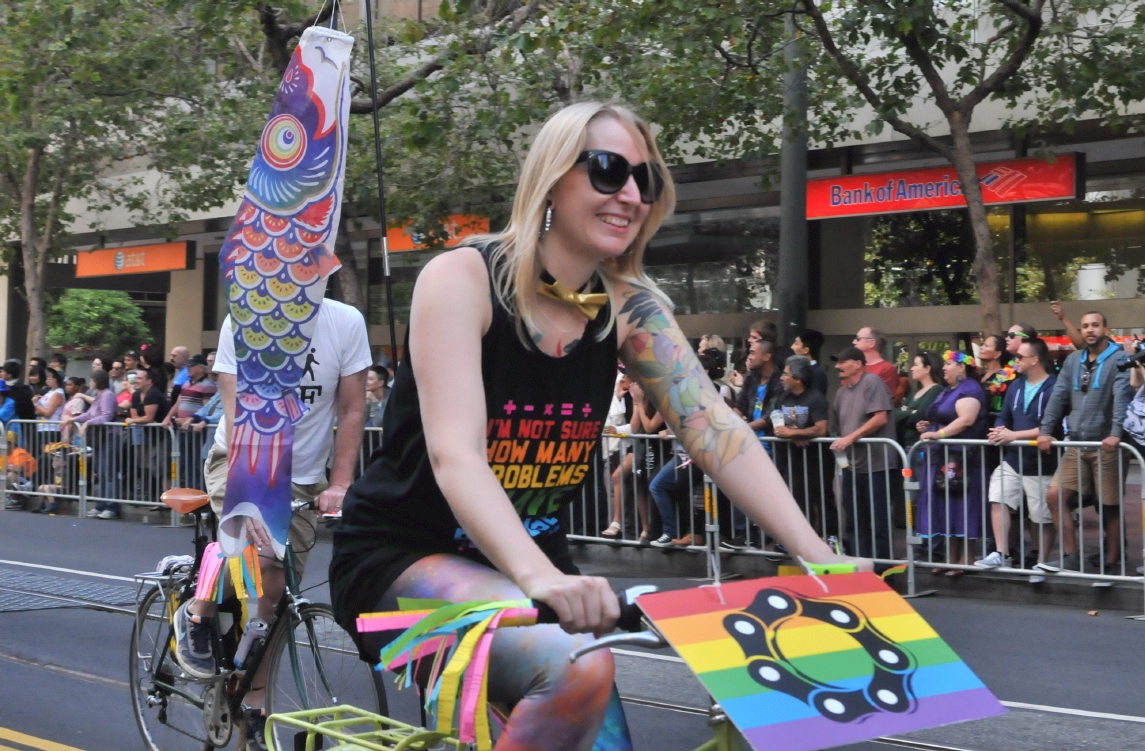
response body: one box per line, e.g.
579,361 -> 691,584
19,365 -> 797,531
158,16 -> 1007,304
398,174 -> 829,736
1,509 -> 1143,751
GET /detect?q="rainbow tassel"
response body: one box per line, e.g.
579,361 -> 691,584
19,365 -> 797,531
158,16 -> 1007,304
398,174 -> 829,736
358,599 -> 539,751
192,541 -> 264,603
880,564 -> 908,580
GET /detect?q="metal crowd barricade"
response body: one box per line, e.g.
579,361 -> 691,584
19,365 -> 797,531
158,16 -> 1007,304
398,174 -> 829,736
1,419 -> 183,523
907,438 -> 1145,593
2,419 -> 87,514
568,433 -> 915,587
357,427 -> 384,479
87,422 -> 184,523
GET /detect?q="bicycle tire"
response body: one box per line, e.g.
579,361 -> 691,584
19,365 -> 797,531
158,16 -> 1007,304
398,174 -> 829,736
128,585 -> 215,751
263,603 -> 382,749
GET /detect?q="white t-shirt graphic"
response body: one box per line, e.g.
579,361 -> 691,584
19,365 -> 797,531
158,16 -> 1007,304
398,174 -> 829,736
213,298 -> 372,484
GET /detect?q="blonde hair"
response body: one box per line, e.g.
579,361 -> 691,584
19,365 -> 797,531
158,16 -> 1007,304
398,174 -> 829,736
468,102 -> 677,346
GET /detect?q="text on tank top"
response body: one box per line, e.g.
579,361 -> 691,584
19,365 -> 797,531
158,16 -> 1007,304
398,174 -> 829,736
336,245 -> 618,559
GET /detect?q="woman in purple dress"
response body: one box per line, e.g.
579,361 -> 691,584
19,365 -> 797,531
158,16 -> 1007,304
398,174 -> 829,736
915,350 -> 988,575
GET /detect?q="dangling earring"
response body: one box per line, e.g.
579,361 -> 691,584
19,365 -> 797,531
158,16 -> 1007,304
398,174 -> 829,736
543,203 -> 553,235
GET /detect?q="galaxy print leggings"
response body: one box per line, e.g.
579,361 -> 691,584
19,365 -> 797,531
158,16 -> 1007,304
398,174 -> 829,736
360,554 -> 633,751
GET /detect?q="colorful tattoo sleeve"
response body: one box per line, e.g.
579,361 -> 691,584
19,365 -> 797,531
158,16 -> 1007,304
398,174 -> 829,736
618,286 -> 751,472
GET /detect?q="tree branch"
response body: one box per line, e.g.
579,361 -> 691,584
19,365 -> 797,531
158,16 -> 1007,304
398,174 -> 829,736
995,0 -> 1042,23
37,121 -> 78,259
231,33 -> 264,74
962,0 -> 1045,111
977,21 -> 1018,81
257,2 -> 337,77
799,0 -> 954,160
895,27 -> 957,116
347,0 -> 538,115
349,57 -> 445,113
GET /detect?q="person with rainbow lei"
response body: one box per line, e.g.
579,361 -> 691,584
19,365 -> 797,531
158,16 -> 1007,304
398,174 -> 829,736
915,349 -> 989,575
977,333 -> 1018,418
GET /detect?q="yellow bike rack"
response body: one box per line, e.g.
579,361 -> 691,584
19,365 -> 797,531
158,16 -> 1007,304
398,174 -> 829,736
266,705 -> 466,751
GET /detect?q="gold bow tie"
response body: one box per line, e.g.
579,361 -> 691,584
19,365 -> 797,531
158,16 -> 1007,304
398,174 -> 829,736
538,274 -> 609,320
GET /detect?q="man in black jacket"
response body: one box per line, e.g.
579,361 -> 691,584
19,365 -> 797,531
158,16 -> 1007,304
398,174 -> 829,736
734,339 -> 784,439
2,360 -> 36,421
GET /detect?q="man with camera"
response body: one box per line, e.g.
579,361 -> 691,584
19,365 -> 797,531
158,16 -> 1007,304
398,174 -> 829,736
1037,312 -> 1133,572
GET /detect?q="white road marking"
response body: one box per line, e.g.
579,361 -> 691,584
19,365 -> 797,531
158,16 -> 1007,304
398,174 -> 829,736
1000,700 -> 1145,724
0,650 -> 129,690
0,559 -> 135,582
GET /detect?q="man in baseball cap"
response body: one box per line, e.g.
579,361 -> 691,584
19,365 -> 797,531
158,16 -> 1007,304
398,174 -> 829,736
830,345 -> 866,364
829,344 -> 899,558
166,352 -> 219,490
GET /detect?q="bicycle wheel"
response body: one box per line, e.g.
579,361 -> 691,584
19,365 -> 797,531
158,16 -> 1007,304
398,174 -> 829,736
264,604 -> 382,748
129,585 -> 214,751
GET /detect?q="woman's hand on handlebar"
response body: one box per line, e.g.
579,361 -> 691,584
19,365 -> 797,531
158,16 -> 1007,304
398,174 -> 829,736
523,573 -> 620,637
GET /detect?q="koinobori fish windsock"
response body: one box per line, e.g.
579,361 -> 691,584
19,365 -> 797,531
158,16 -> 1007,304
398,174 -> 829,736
216,26 -> 353,562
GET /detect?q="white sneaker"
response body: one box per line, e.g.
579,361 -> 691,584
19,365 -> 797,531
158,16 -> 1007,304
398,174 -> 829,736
86,508 -> 99,518
97,509 -> 117,520
974,551 -> 1011,569
649,534 -> 676,548
1029,574 -> 1046,584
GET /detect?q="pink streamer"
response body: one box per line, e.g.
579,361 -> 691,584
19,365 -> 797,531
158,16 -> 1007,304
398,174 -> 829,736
458,611 -> 505,744
356,612 -> 431,633
193,542 -> 226,601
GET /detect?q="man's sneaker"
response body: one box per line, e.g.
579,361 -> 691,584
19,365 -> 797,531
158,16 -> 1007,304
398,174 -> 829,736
97,509 -> 117,520
86,507 -> 99,518
172,601 -> 215,679
649,534 -> 677,548
973,551 -> 1011,569
1036,552 -> 1080,573
4,498 -> 22,510
243,707 -> 268,751
1029,574 -> 1046,584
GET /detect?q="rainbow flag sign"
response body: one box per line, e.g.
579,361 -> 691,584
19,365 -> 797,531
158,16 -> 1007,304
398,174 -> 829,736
637,573 -> 1004,751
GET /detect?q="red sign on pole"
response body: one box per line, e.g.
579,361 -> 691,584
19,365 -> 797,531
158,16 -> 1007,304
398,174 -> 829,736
806,153 -> 1084,219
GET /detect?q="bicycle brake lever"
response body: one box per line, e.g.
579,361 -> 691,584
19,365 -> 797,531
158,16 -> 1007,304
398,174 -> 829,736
569,631 -> 668,663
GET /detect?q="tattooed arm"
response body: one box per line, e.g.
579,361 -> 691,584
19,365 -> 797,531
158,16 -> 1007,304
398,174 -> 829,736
615,281 -> 867,569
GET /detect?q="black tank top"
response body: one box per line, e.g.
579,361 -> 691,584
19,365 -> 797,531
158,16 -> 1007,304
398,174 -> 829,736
334,245 -> 618,569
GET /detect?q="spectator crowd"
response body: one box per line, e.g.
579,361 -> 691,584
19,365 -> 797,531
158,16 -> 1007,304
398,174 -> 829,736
4,301 -> 1143,582
595,302 -> 1145,581
2,345 -> 221,519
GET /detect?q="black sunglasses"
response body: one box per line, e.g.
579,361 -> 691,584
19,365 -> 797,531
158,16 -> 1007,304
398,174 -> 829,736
575,150 -> 664,204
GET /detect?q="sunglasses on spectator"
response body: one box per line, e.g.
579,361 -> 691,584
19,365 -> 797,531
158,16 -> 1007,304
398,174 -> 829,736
1005,332 -> 1029,340
575,150 -> 663,204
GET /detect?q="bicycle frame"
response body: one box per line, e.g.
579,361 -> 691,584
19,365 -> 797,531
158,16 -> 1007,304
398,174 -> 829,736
134,505 -> 333,719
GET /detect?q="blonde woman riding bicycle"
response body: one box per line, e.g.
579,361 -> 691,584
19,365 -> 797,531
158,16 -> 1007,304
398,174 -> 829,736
330,102 -> 868,751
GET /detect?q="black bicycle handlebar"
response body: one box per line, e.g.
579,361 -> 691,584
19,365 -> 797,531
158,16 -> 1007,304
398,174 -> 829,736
531,585 -> 657,633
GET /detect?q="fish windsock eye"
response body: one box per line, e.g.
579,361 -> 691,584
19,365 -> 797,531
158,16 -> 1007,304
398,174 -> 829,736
261,114 -> 307,170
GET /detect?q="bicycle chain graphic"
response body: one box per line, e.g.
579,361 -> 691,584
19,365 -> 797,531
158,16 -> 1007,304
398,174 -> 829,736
723,588 -> 917,723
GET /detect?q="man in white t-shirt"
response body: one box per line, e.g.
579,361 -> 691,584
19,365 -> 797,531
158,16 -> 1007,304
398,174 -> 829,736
174,299 -> 371,722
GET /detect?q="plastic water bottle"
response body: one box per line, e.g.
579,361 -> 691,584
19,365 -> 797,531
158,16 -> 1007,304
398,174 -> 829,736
233,618 -> 268,669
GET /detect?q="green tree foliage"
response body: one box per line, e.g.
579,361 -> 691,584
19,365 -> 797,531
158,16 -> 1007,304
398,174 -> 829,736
864,211 -> 977,308
47,289 -> 150,354
0,0 -> 264,362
